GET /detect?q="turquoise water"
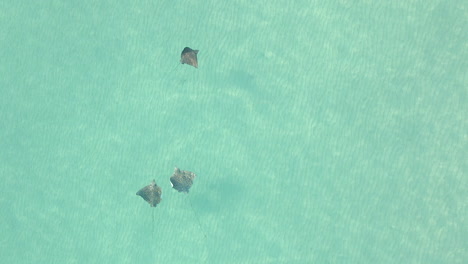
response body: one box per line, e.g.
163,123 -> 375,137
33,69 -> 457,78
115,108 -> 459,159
0,1 -> 466,263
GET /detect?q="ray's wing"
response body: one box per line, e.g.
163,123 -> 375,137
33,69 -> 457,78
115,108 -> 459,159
136,185 -> 152,202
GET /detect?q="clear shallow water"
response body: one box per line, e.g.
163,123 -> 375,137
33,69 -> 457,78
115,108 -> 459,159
0,1 -> 466,263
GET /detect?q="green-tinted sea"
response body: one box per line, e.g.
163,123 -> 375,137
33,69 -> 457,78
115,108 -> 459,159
0,1 -> 466,263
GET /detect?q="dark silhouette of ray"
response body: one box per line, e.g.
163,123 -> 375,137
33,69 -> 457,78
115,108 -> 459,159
169,167 -> 206,238
170,167 -> 196,193
180,47 -> 199,68
136,180 -> 162,207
